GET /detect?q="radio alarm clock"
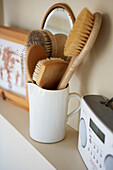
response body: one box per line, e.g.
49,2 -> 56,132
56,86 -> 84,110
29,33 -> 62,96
78,95 -> 113,170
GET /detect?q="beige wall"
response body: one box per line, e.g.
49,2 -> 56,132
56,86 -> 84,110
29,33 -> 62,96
0,0 -> 4,24
2,0 -> 113,130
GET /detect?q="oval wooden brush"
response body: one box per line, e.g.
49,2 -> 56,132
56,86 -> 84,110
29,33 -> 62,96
32,58 -> 68,90
26,29 -> 57,57
26,44 -> 47,82
57,8 -> 102,89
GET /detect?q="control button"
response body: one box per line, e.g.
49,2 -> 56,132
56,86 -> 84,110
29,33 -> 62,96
97,148 -> 99,153
89,134 -> 92,138
93,155 -> 95,159
96,159 -> 98,163
99,164 -> 102,168
88,147 -> 90,151
89,138 -> 92,144
100,153 -> 102,158
93,145 -> 96,149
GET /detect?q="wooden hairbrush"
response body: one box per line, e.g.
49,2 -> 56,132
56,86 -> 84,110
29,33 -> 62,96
32,58 -> 68,90
57,8 -> 102,89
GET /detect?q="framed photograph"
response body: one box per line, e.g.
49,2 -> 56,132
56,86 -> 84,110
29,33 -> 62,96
0,25 -> 30,110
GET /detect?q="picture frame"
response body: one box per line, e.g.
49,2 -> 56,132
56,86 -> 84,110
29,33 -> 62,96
0,25 -> 30,110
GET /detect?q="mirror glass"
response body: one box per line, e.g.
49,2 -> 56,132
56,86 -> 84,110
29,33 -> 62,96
42,4 -> 75,36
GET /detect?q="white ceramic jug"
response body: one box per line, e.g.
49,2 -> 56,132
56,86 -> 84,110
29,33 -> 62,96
27,82 -> 81,143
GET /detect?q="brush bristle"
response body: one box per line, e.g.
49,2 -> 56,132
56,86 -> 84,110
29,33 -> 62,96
64,8 -> 95,57
27,30 -> 52,57
32,58 -> 64,82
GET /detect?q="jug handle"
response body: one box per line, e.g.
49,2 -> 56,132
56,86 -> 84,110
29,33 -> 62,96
67,93 -> 81,121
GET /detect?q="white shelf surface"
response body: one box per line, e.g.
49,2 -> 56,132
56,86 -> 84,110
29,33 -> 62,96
0,99 -> 87,170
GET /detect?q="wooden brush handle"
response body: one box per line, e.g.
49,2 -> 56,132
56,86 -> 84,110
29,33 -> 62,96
57,12 -> 102,90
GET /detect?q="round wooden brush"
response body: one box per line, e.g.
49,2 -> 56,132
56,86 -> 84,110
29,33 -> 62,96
26,29 -> 57,57
57,8 -> 102,89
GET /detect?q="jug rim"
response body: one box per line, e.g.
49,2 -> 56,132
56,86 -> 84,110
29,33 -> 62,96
27,81 -> 69,93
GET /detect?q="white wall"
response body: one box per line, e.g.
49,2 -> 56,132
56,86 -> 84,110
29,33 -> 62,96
1,0 -> 113,130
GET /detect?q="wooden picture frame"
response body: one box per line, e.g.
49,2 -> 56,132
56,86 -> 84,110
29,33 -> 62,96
0,25 -> 30,110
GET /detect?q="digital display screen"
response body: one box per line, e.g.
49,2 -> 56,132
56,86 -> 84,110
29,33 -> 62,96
90,119 -> 105,143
